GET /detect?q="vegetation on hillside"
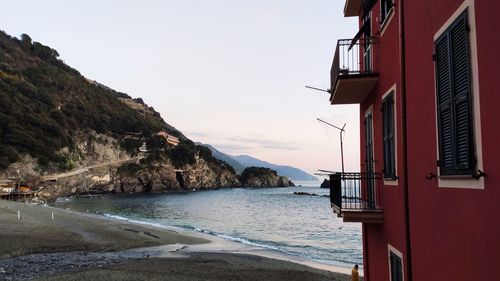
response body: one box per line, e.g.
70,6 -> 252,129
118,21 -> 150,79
0,30 -> 225,173
196,145 -> 236,174
240,167 -> 278,183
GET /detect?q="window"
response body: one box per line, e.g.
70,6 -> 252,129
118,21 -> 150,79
435,9 -> 475,176
363,12 -> 372,72
380,0 -> 393,24
389,251 -> 403,281
382,92 -> 395,179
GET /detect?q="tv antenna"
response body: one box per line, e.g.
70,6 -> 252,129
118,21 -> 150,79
317,118 -> 346,174
305,86 -> 330,94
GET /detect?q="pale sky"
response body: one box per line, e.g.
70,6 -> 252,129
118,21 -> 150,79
2,0 -> 360,177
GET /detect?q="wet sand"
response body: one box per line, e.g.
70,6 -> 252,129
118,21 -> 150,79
0,200 -> 351,281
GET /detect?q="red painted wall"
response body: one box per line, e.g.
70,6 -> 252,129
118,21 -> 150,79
357,1 -> 409,280
405,0 -> 500,280
351,1 -> 499,280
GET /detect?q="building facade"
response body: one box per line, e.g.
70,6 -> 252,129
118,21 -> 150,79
327,1 -> 500,280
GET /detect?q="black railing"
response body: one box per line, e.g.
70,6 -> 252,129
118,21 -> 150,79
329,172 -> 382,213
330,37 -> 378,91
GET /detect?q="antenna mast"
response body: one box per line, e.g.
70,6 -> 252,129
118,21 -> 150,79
317,118 -> 346,174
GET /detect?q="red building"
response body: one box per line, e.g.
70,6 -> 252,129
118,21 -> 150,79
326,0 -> 500,280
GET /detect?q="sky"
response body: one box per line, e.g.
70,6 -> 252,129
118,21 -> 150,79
2,0 -> 360,178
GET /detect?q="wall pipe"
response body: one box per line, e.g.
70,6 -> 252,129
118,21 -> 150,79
399,0 -> 413,281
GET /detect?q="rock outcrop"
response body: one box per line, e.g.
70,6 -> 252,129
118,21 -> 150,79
320,179 -> 330,189
31,132 -> 238,202
240,167 -> 294,188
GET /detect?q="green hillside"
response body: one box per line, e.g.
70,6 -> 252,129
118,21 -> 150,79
0,31 -> 213,172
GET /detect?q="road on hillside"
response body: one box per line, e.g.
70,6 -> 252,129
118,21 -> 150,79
42,158 -> 140,180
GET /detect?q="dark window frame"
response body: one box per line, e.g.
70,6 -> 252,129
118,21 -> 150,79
363,12 -> 372,72
434,9 -> 476,176
382,92 -> 396,180
380,0 -> 394,26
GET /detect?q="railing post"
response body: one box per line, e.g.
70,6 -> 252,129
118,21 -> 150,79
330,173 -> 342,209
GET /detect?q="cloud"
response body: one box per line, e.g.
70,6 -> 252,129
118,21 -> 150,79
185,131 -> 210,138
185,132 -> 303,153
227,136 -> 302,151
211,143 -> 253,154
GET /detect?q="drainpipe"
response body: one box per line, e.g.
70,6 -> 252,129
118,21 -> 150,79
399,0 -> 413,281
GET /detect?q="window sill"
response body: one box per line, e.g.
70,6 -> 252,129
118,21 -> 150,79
437,175 -> 485,189
383,177 -> 398,186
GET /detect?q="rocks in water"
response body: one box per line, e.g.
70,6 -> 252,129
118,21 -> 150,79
320,179 -> 330,189
278,176 -> 295,187
240,167 -> 294,188
293,191 -> 329,198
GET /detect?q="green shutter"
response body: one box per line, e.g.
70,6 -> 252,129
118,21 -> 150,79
450,11 -> 474,174
435,9 -> 474,175
435,31 -> 455,175
390,252 -> 403,281
383,93 -> 395,179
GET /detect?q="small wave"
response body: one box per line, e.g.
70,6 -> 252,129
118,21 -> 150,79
215,234 -> 280,251
101,214 -> 354,268
194,228 -> 216,235
54,197 -> 74,203
103,213 -> 129,221
102,213 -> 175,230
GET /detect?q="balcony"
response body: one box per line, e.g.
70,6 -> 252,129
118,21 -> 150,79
344,0 -> 362,17
329,172 -> 384,223
344,0 -> 378,17
330,38 -> 379,105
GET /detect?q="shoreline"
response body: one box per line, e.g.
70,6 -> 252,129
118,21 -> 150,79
98,211 -> 353,275
0,199 -> 352,280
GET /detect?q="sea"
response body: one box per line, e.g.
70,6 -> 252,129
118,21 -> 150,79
52,181 -> 363,270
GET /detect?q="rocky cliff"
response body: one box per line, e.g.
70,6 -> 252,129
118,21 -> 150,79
239,167 -> 294,188
32,133 -> 242,202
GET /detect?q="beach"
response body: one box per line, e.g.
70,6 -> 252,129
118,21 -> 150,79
0,200 -> 351,281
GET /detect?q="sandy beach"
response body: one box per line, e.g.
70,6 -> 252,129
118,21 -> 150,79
0,200 -> 351,281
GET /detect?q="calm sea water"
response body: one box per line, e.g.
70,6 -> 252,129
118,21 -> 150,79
52,182 -> 362,269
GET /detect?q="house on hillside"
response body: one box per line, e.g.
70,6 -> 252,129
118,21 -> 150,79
325,0 -> 499,280
0,180 -> 15,193
157,131 -> 180,147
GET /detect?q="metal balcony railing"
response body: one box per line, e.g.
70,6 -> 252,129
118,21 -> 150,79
329,172 -> 382,213
330,37 -> 378,91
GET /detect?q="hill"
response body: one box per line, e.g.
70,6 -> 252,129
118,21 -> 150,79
233,155 -> 317,181
0,31 -> 187,171
201,144 -> 245,174
0,31 -> 244,200
203,144 -> 317,181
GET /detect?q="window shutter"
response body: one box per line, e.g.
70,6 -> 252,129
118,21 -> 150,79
388,98 -> 395,177
395,255 -> 403,281
435,9 -> 474,175
390,252 -> 403,281
383,93 -> 395,179
450,11 -> 474,174
435,32 -> 455,175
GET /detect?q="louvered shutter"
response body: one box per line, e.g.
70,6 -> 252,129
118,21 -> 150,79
435,31 -> 455,175
450,12 -> 474,174
390,252 -> 403,281
383,93 -> 395,179
435,9 -> 474,175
